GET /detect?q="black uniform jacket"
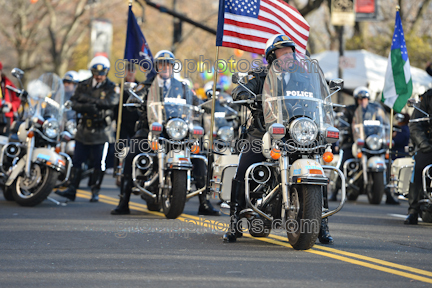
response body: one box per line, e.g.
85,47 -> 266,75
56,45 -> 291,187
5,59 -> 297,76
71,77 -> 119,145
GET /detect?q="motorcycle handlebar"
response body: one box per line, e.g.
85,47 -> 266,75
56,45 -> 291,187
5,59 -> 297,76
6,85 -> 21,94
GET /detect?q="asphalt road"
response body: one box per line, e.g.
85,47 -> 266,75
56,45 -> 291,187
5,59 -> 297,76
1,176 -> 431,287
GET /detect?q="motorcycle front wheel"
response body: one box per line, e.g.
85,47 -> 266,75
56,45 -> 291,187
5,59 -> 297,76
12,164 -> 59,207
366,172 -> 384,205
1,183 -> 14,201
162,170 -> 187,219
286,185 -> 322,250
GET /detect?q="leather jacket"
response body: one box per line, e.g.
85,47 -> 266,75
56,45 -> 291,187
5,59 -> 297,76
71,77 -> 119,145
409,89 -> 432,154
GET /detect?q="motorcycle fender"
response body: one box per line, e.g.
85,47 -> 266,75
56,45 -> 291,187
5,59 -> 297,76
289,159 -> 327,185
166,150 -> 192,170
5,157 -> 25,186
367,156 -> 386,172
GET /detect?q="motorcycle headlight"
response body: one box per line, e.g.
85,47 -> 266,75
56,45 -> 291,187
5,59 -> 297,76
218,126 -> 234,142
366,134 -> 381,150
289,117 -> 318,145
166,118 -> 188,140
42,118 -> 59,138
66,119 -> 77,137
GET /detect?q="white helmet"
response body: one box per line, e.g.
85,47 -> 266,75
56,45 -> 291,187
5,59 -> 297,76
88,56 -> 110,75
353,86 -> 370,99
63,70 -> 79,83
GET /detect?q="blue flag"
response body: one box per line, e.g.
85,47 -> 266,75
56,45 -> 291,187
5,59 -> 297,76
124,6 -> 156,80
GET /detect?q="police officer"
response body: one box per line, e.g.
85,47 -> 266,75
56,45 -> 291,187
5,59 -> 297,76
56,56 -> 119,202
223,34 -> 334,244
331,87 -> 370,201
405,88 -> 432,224
111,50 -> 219,216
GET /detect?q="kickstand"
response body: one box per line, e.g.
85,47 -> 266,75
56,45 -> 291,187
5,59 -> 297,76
47,197 -> 68,206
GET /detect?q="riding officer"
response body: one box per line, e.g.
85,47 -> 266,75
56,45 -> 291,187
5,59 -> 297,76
56,56 -> 119,202
111,50 -> 219,216
223,34 -> 334,244
405,86 -> 432,224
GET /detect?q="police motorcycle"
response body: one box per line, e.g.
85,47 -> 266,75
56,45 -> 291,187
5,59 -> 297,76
212,55 -> 346,250
344,103 -> 390,204
123,82 -> 206,219
0,71 -> 71,206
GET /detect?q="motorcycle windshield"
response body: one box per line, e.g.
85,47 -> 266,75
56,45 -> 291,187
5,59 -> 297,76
27,73 -> 65,122
352,103 -> 390,145
146,79 -> 202,127
262,52 -> 334,133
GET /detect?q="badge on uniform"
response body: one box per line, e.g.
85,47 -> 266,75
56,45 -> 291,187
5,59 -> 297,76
87,119 -> 92,128
101,91 -> 106,99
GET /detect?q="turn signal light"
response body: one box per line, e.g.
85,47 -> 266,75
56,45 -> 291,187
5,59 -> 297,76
151,141 -> 159,151
322,151 -> 334,163
27,131 -> 34,138
191,144 -> 200,154
357,152 -> 363,159
309,169 -> 323,175
270,148 -> 281,160
385,152 -> 390,159
55,145 -> 61,154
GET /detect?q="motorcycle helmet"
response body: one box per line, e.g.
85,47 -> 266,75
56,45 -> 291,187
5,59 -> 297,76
353,86 -> 370,99
204,81 -> 223,97
154,50 -> 175,66
265,34 -> 296,66
63,70 -> 79,83
88,56 -> 110,76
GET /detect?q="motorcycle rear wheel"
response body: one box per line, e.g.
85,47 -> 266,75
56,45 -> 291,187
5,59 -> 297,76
12,164 -> 59,207
421,210 -> 432,223
286,185 -> 322,250
367,172 -> 384,205
162,170 -> 187,219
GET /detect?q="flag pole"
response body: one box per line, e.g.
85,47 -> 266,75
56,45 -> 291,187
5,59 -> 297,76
115,0 -> 133,174
206,46 -> 220,196
387,5 -> 399,183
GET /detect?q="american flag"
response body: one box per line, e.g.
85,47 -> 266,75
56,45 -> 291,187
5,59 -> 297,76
216,0 -> 310,55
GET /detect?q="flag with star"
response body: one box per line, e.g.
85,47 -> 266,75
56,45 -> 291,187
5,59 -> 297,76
216,0 -> 309,55
381,10 -> 412,113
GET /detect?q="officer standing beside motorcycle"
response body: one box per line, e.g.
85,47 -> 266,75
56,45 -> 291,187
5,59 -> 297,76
111,50 -> 219,216
223,34 -> 333,244
405,87 -> 432,224
56,56 -> 119,202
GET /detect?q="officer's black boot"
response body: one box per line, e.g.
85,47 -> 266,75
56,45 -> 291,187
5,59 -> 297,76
198,192 -> 221,216
385,187 -> 400,205
223,179 -> 245,243
111,175 -> 132,215
90,169 -> 105,202
318,217 -> 334,244
55,167 -> 82,201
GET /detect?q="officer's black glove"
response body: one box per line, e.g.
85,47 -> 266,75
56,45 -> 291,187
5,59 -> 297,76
419,140 -> 432,154
234,92 -> 251,101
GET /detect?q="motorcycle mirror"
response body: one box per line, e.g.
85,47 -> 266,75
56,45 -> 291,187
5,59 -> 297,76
11,68 -> 24,80
64,100 -> 72,111
124,82 -> 137,91
232,73 -> 240,84
406,98 -> 419,108
329,79 -> 344,91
